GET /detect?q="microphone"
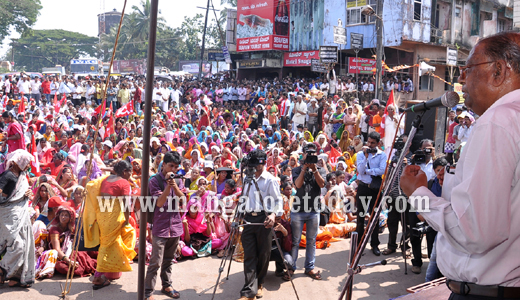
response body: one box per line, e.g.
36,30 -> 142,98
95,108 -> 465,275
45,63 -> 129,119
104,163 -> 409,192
405,91 -> 460,113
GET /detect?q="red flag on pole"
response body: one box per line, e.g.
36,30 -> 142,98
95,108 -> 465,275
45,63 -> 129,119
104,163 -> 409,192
95,99 -> 106,116
115,101 -> 135,118
104,102 -> 114,139
18,92 -> 25,115
329,147 -> 342,167
30,133 -> 41,176
53,93 -> 59,112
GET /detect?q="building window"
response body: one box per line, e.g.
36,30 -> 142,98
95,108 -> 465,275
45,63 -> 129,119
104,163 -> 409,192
455,6 -> 461,17
346,0 -> 377,25
414,0 -> 422,21
419,74 -> 434,91
497,19 -> 506,32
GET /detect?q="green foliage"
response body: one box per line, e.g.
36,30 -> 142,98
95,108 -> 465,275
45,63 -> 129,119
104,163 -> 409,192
11,29 -> 99,72
0,0 -> 42,40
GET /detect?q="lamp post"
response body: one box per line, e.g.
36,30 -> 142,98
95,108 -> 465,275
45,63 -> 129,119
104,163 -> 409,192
361,4 -> 383,101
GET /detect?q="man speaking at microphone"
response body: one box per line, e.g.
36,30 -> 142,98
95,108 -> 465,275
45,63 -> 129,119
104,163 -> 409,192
401,32 -> 520,300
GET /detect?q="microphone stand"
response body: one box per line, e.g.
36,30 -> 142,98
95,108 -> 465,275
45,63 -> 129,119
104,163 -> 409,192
339,111 -> 425,300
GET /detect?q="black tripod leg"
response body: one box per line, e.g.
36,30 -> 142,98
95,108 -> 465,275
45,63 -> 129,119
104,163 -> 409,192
401,211 -> 407,275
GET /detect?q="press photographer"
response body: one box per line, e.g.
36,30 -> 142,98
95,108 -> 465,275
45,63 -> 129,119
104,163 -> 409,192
239,149 -> 282,300
411,139 -> 435,181
356,131 -> 387,256
291,143 -> 326,280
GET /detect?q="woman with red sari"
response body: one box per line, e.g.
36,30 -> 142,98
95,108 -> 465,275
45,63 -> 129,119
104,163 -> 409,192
2,111 -> 26,151
197,101 -> 211,131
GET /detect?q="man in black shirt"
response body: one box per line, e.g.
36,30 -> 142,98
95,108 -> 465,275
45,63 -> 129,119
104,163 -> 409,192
290,143 -> 326,280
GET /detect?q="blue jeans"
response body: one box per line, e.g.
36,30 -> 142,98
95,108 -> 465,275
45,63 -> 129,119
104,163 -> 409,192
425,236 -> 441,282
290,211 -> 319,272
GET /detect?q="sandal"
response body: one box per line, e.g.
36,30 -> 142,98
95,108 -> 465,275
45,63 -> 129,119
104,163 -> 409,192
93,278 -> 111,290
161,286 -> 180,299
9,282 -> 31,288
305,270 -> 322,280
282,270 -> 294,281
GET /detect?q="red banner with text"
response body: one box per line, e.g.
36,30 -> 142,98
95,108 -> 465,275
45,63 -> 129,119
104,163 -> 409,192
237,0 -> 290,52
283,51 -> 320,67
348,57 -> 377,74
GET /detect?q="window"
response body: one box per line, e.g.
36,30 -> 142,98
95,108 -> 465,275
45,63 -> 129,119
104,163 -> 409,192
455,6 -> 461,17
346,0 -> 376,25
419,74 -> 434,91
497,19 -> 506,32
414,0 -> 422,21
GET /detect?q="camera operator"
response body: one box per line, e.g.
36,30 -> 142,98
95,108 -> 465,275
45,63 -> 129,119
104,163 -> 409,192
414,139 -> 436,181
239,149 -> 282,300
291,143 -> 326,280
145,151 -> 185,300
355,131 -> 387,256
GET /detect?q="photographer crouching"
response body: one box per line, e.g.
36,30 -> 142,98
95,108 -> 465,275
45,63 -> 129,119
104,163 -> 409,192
291,143 -> 326,280
239,149 -> 283,300
355,131 -> 387,256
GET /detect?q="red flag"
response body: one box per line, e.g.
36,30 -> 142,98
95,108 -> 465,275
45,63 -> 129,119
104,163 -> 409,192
95,99 -> 106,116
30,133 -> 41,176
18,92 -> 25,115
115,101 -> 134,118
381,89 -> 395,138
104,102 -> 115,139
60,94 -> 67,106
329,147 -> 342,167
53,93 -> 59,112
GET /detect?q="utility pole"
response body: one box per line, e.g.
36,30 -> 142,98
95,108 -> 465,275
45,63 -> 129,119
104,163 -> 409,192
375,0 -> 384,101
199,0 -> 211,78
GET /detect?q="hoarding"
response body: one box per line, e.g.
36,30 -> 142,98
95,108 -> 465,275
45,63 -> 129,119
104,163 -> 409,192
113,59 -> 146,75
178,60 -> 212,78
290,0 -> 324,51
283,50 -> 320,67
311,59 -> 328,73
319,46 -> 338,63
236,0 -> 290,52
348,57 -> 376,74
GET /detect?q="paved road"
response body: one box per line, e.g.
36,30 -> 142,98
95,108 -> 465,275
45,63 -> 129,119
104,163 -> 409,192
0,231 -> 440,300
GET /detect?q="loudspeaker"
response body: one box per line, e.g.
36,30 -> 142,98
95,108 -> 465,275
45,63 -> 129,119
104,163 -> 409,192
404,106 -> 447,155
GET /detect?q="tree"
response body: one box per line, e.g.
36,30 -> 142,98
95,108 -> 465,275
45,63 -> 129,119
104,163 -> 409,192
12,29 -> 99,72
127,0 -> 166,41
0,0 -> 42,40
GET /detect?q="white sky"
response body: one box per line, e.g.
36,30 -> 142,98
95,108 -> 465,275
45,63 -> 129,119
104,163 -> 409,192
1,0 -> 225,58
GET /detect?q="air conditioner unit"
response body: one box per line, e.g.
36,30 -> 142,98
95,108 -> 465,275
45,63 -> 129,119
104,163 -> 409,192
432,29 -> 443,37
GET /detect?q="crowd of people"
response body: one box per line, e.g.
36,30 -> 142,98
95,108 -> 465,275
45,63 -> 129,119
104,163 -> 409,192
0,66 -> 455,300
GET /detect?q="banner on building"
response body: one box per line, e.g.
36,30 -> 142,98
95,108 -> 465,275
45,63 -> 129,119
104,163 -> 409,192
290,0 -> 324,51
348,57 -> 376,74
236,0 -> 290,52
179,60 -> 212,77
283,50 -> 320,67
113,59 -> 146,75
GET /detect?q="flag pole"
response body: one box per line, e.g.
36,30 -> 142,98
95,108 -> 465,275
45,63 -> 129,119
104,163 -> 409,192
138,0 -> 159,299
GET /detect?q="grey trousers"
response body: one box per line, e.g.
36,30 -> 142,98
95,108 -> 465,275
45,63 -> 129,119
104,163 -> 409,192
144,235 -> 180,298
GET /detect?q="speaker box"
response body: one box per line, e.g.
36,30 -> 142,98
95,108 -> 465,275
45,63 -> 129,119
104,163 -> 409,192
404,106 -> 447,155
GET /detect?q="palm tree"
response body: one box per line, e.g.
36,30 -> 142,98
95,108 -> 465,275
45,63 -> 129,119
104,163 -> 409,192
127,0 -> 167,41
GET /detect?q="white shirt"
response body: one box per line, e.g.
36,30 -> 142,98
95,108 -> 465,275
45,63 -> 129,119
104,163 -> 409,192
18,80 -> 31,94
243,170 -> 282,216
457,124 -> 473,143
30,80 -> 41,95
292,101 -> 307,124
410,89 -> 520,286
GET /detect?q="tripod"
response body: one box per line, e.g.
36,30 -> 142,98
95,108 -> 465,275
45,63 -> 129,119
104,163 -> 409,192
210,168 -> 299,300
338,112 -> 425,300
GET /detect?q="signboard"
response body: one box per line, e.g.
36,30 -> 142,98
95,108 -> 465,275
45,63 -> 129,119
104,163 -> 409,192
351,33 -> 363,50
236,0 -> 290,52
333,20 -> 346,45
238,60 -> 263,68
71,59 -> 98,64
454,83 -> 465,104
311,59 -> 328,73
208,50 -> 225,61
447,47 -> 458,67
222,46 -> 232,64
113,59 -> 146,75
283,50 -> 320,67
348,57 -> 376,74
179,60 -> 212,77
319,46 -> 338,63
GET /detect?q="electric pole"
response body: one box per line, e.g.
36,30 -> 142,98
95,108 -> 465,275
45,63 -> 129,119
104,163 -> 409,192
199,0 -> 211,78
375,0 -> 384,101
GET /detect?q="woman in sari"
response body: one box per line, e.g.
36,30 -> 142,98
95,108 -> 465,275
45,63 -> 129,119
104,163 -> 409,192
353,104 -> 363,136
67,185 -> 84,215
343,106 -> 357,138
266,148 -> 284,172
352,135 -> 364,153
338,130 -> 352,153
329,106 -> 345,139
190,149 -> 205,169
304,131 -> 314,143
267,98 -> 278,125
0,150 -> 35,287
55,165 -> 78,198
84,160 -> 136,289
2,111 -> 26,151
33,182 -> 57,225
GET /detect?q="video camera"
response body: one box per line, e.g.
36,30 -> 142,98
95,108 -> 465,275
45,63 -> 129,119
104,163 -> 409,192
411,148 -> 432,165
303,144 -> 318,164
242,150 -> 267,178
166,172 -> 184,180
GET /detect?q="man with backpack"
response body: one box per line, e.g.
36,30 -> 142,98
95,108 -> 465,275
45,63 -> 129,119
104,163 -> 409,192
144,151 -> 185,300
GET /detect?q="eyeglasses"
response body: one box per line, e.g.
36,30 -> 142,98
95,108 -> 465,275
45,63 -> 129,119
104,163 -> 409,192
459,61 -> 496,74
